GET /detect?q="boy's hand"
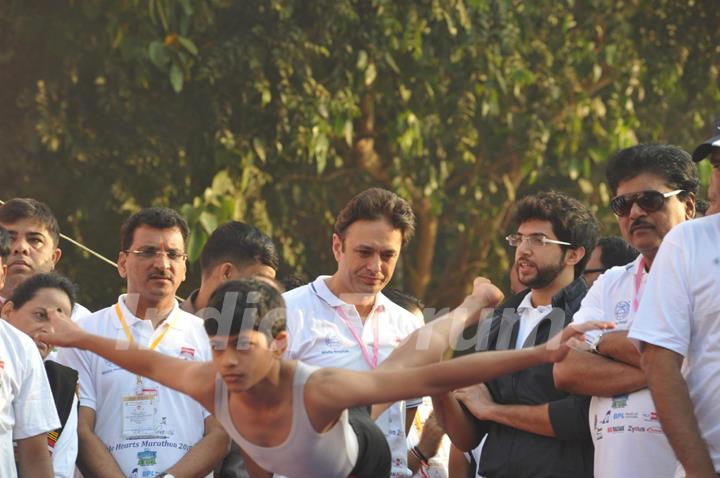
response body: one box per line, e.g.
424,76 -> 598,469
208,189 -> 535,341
37,309 -> 86,347
460,277 -> 504,315
544,321 -> 615,363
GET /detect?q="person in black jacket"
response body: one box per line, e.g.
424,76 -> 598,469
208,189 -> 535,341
433,191 -> 600,478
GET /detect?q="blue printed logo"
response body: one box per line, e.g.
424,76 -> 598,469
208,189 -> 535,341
614,301 -> 631,324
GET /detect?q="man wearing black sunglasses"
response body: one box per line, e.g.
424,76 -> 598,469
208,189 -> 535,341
554,144 -> 697,478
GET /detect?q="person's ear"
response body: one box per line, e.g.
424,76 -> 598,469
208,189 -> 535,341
564,247 -> 586,267
51,247 -> 62,267
331,234 -> 343,263
684,193 -> 696,220
219,262 -> 235,281
270,331 -> 288,357
117,251 -> 128,279
1,301 -> 15,321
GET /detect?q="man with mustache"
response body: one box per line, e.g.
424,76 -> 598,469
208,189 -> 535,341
0,198 -> 91,320
554,144 -> 697,478
58,207 -> 228,478
433,191 -> 599,478
282,188 -> 423,478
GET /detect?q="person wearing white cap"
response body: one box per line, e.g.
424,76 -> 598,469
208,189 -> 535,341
691,118 -> 720,216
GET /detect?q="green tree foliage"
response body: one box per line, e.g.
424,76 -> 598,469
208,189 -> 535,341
1,0 -> 719,308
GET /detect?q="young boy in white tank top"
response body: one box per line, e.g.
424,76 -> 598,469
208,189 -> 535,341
40,278 -> 610,478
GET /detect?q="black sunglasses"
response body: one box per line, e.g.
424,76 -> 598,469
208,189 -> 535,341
609,189 -> 683,217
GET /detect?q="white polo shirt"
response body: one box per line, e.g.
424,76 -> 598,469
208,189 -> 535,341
58,295 -> 212,477
629,215 -> 720,476
573,255 -> 675,478
0,320 -> 60,478
283,276 -> 424,478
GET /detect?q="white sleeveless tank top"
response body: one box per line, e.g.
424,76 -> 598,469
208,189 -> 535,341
214,362 -> 359,478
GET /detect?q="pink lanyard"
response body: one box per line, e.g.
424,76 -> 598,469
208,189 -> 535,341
335,306 -> 381,369
632,256 -> 648,312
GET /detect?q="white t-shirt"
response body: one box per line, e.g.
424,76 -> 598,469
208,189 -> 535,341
50,393 -> 78,478
629,215 -> 720,476
283,276 -> 424,478
57,295 -> 212,477
0,320 -> 60,478
573,255 -> 675,478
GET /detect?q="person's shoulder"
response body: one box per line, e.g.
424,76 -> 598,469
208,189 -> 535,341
71,302 -> 93,321
74,305 -> 115,332
0,319 -> 37,354
596,255 -> 642,286
176,307 -> 204,326
282,282 -> 313,303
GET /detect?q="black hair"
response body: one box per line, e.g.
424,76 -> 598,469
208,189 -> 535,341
202,278 -> 286,341
120,207 -> 189,251
606,144 -> 699,198
384,288 -> 424,316
279,272 -> 306,292
8,272 -> 76,310
695,199 -> 710,217
334,188 -> 416,245
596,236 -> 639,269
199,221 -> 279,275
513,191 -> 600,277
0,198 -> 60,246
0,225 -> 10,261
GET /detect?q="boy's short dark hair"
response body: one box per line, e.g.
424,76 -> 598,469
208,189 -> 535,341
9,272 -> 76,310
513,191 -> 600,277
203,278 -> 286,341
334,188 -> 416,245
606,144 -> 699,198
0,226 -> 10,261
384,288 -> 424,316
0,198 -> 60,246
596,236 -> 638,269
200,222 -> 279,276
120,207 -> 189,251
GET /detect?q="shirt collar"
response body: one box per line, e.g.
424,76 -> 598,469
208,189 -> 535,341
517,291 -> 553,313
114,294 -> 184,330
310,275 -> 386,313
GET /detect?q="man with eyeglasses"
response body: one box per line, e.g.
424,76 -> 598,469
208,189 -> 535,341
554,144 -> 697,478
433,191 -> 599,478
58,207 -> 228,478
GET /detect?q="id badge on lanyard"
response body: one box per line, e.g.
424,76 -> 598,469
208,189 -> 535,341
115,303 -> 174,439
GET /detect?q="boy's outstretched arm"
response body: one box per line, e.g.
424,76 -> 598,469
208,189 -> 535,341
312,321 -> 611,413
378,277 -> 504,371
38,310 -> 216,411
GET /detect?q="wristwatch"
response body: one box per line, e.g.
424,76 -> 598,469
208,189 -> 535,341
589,334 -> 602,354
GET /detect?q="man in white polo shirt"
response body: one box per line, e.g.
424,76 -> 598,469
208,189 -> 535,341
283,187 -> 423,477
59,207 -> 228,478
554,144 -> 698,478
625,129 -> 720,477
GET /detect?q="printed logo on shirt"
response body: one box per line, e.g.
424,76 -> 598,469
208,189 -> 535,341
178,346 -> 195,360
614,301 -> 631,324
47,430 -> 59,451
322,333 -> 349,354
628,425 -> 646,433
137,449 -> 157,466
642,411 -> 658,422
607,425 -> 625,433
600,409 -> 611,425
646,426 -> 664,434
611,394 -> 629,409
